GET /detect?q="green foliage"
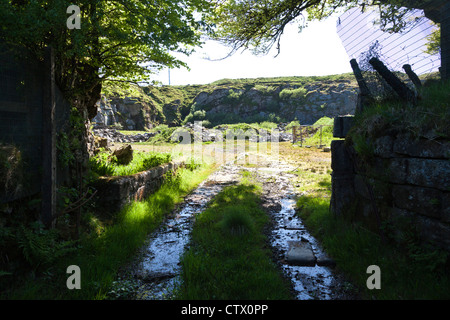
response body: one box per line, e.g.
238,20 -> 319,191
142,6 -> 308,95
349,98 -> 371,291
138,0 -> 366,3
185,157 -> 202,171
312,116 -> 333,126
253,84 -> 277,95
0,0 -> 214,118
3,163 -> 216,299
347,79 -> 450,143
254,121 -> 278,130
351,134 -> 374,162
285,120 -> 300,130
209,0 -> 432,54
56,133 -> 75,167
303,125 -> 334,147
205,112 -> 244,127
106,278 -> 139,300
56,107 -> 85,170
225,89 -> 243,104
279,87 -> 307,102
425,23 -> 440,55
89,150 -> 172,177
89,150 -> 116,177
192,110 -> 206,120
147,126 -> 180,144
16,222 -> 78,272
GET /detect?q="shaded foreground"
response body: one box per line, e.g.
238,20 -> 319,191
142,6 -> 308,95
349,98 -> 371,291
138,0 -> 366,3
116,143 -> 354,300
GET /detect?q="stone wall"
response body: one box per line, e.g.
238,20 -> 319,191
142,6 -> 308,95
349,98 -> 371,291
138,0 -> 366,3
91,161 -> 184,215
331,116 -> 450,253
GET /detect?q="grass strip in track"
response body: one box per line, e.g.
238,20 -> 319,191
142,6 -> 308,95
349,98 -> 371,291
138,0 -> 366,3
176,172 -> 293,300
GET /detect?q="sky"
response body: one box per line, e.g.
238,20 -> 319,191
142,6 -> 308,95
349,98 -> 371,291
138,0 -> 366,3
152,15 -> 354,86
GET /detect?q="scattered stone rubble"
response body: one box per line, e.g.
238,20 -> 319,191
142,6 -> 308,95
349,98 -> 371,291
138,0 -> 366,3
92,125 -> 156,144
92,122 -> 294,144
182,122 -> 293,143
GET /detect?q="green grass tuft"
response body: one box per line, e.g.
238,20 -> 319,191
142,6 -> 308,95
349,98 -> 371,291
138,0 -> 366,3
176,175 -> 292,300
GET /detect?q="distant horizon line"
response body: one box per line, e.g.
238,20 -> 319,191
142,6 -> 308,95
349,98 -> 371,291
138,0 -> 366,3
142,71 -> 357,87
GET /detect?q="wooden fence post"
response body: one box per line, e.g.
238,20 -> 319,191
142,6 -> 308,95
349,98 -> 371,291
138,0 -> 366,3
300,126 -> 303,147
41,47 -> 56,227
402,64 -> 422,90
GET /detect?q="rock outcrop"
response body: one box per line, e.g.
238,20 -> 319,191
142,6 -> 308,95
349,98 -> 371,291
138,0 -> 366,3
92,75 -> 359,130
192,80 -> 358,125
92,95 -> 164,131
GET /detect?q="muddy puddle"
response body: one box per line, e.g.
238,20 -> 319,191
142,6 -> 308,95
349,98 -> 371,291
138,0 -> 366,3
120,155 -> 351,300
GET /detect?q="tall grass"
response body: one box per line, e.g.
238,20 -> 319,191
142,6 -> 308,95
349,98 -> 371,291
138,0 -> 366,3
348,79 -> 450,141
296,116 -> 336,147
89,150 -> 172,177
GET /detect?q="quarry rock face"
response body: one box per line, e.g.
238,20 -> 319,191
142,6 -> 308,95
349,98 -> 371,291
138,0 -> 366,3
93,78 -> 359,129
192,81 -> 358,125
92,96 -> 163,131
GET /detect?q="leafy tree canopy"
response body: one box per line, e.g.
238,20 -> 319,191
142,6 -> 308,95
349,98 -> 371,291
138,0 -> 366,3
0,0 -> 213,116
208,0 -> 443,56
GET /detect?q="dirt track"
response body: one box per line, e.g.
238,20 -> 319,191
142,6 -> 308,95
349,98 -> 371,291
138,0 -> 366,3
114,142 -> 355,299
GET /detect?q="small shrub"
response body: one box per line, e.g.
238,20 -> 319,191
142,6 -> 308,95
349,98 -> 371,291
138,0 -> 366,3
279,87 -> 307,101
193,110 -> 206,120
185,157 -> 201,171
254,85 -> 277,95
286,120 -> 300,130
226,89 -> 243,103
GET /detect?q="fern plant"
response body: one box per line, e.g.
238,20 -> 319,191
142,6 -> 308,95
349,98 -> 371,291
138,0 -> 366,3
16,222 -> 78,271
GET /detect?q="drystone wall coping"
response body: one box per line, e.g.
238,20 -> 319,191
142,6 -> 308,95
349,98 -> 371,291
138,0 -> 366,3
91,161 -> 184,215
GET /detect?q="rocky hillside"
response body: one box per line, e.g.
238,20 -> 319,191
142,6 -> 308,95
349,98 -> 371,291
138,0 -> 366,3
93,74 -> 359,129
